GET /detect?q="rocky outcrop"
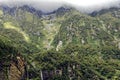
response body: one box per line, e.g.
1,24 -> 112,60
8,55 -> 25,80
0,54 -> 26,80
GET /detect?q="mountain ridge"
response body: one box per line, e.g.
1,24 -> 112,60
0,5 -> 120,50
0,4 -> 120,80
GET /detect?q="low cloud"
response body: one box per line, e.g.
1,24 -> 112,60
0,0 -> 120,13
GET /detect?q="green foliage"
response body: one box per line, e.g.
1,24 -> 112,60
26,45 -> 120,80
0,6 -> 120,80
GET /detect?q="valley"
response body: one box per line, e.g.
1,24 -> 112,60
0,5 -> 120,80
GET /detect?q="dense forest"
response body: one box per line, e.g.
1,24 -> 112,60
0,5 -> 120,80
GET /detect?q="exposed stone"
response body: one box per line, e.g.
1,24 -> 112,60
118,42 -> 120,49
8,55 -> 25,80
0,54 -> 25,80
56,41 -> 63,51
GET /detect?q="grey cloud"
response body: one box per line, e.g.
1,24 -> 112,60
0,0 -> 120,13
0,0 -> 65,12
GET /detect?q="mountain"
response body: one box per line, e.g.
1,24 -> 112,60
0,5 -> 120,80
90,7 -> 120,17
0,5 -> 77,51
53,7 -> 120,49
0,5 -> 55,52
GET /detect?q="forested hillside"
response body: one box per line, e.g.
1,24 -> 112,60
0,5 -> 120,80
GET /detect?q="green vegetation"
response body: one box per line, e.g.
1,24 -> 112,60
24,44 -> 120,80
0,6 -> 120,80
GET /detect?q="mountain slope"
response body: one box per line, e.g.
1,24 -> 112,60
0,5 -> 120,80
0,5 -> 71,51
53,7 -> 120,50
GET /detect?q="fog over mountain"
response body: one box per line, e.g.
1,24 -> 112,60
0,0 -> 120,13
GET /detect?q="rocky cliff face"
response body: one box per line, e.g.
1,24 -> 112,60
0,55 -> 25,80
8,55 -> 25,80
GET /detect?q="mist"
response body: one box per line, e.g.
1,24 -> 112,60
0,0 -> 120,13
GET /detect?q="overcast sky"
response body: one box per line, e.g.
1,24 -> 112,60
0,0 -> 120,13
